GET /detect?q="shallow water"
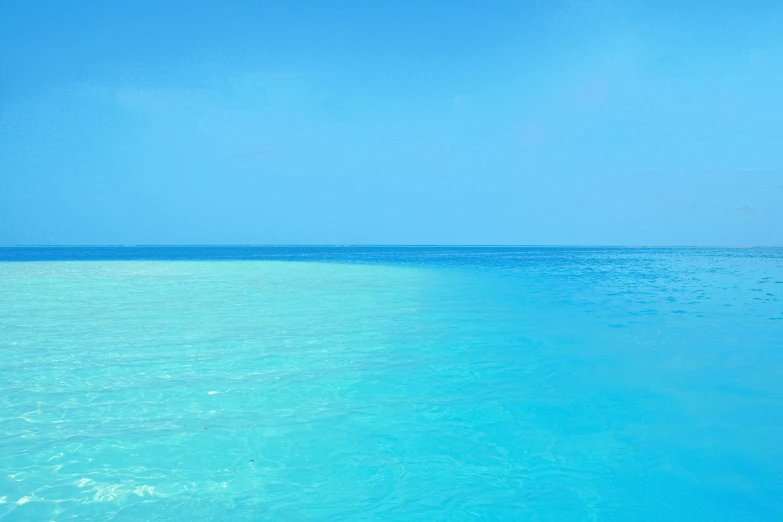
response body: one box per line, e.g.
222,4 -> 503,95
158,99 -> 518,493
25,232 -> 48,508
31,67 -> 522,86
1,247 -> 781,520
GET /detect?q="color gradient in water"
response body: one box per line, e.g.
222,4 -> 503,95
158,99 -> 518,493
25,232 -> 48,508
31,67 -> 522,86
1,247 -> 782,520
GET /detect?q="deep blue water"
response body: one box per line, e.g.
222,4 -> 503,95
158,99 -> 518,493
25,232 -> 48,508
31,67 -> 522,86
1,247 -> 782,520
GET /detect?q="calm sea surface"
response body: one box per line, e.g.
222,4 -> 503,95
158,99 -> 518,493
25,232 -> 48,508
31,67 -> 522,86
1,247 -> 781,520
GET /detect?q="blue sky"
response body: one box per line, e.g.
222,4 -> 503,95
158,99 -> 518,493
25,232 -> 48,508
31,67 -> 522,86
1,0 -> 781,245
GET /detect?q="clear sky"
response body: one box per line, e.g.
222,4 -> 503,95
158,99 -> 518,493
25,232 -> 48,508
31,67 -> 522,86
1,0 -> 781,246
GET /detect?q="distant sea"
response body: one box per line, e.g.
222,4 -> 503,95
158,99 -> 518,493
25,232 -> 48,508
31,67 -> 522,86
1,247 -> 782,520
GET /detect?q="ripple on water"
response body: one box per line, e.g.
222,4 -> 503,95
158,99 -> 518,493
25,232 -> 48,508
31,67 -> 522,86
1,249 -> 782,520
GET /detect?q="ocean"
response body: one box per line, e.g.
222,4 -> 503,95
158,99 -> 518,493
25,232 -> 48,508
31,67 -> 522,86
1,247 -> 781,520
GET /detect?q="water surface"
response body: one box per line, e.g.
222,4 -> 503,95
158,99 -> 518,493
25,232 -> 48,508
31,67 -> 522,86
1,247 -> 782,520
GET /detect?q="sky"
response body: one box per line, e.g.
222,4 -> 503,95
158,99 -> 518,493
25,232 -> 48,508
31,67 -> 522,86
1,0 -> 782,246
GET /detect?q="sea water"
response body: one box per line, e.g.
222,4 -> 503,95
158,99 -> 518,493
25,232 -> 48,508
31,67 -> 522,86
0,247 -> 781,520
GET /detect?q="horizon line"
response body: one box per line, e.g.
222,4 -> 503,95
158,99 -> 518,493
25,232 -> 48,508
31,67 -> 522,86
1,244 -> 780,249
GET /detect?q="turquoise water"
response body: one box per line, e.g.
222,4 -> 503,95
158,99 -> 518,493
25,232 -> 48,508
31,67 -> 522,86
1,247 -> 782,520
